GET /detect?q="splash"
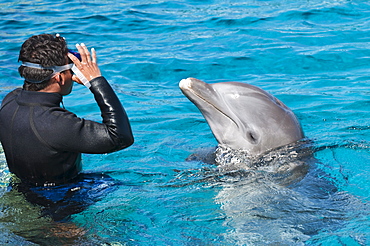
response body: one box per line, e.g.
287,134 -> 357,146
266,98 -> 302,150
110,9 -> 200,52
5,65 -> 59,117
215,140 -> 313,173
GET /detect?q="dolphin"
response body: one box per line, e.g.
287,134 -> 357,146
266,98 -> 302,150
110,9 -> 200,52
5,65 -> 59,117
179,78 -> 304,156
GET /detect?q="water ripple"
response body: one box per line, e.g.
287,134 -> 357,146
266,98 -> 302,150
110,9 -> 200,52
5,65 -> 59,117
1,0 -> 370,245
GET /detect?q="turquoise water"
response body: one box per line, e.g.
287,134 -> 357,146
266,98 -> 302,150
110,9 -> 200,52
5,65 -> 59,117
1,0 -> 370,245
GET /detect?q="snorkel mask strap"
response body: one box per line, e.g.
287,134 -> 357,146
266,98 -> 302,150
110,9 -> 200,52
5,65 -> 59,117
21,62 -> 91,88
21,62 -> 74,83
71,65 -> 91,88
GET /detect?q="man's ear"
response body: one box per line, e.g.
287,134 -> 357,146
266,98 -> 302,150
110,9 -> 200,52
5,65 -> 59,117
53,73 -> 64,85
59,74 -> 64,85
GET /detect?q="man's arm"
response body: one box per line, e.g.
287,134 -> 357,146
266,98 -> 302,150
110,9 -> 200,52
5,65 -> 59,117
54,43 -> 134,153
89,76 -> 134,151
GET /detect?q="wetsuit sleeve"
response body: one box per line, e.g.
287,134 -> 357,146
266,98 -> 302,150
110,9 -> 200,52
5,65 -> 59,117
46,76 -> 134,154
88,76 -> 134,151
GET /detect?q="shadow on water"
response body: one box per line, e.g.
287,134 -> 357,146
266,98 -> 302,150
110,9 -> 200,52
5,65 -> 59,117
167,140 -> 367,245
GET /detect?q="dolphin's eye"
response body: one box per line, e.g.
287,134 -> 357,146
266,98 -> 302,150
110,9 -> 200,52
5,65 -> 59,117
247,131 -> 258,144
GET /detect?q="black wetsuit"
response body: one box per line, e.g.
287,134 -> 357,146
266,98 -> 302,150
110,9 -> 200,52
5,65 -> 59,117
0,76 -> 133,186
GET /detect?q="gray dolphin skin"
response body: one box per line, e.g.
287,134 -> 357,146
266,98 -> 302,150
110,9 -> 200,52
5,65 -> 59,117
179,78 -> 304,156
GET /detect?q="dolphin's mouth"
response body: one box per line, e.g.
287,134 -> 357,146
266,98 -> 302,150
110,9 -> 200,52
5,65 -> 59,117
179,78 -> 238,126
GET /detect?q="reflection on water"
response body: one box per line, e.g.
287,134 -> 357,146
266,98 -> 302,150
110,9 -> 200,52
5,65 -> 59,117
1,188 -> 88,245
0,146 -> 120,245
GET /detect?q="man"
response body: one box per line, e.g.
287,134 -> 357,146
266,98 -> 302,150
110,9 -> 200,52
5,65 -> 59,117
0,34 -> 134,187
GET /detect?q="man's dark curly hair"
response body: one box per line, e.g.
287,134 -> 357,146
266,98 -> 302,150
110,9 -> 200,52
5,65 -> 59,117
18,34 -> 69,91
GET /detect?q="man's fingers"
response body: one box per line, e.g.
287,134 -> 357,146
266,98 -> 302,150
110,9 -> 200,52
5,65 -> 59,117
71,43 -> 101,84
67,53 -> 79,63
76,44 -> 87,63
72,75 -> 83,85
91,48 -> 97,64
82,44 -> 92,63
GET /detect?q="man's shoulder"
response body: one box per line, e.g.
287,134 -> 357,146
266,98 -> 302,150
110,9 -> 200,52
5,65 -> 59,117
5,88 -> 22,98
1,88 -> 22,107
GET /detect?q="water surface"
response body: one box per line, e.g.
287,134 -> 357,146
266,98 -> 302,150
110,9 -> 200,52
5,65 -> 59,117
0,0 -> 369,245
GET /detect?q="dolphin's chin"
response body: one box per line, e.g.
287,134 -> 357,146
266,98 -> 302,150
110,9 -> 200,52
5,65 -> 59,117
179,78 -> 212,106
179,78 -> 237,125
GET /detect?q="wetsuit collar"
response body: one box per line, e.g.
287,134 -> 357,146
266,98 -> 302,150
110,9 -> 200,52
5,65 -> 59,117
15,89 -> 63,107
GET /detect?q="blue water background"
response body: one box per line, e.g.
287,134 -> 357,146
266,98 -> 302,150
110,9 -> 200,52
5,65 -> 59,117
0,0 -> 369,245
